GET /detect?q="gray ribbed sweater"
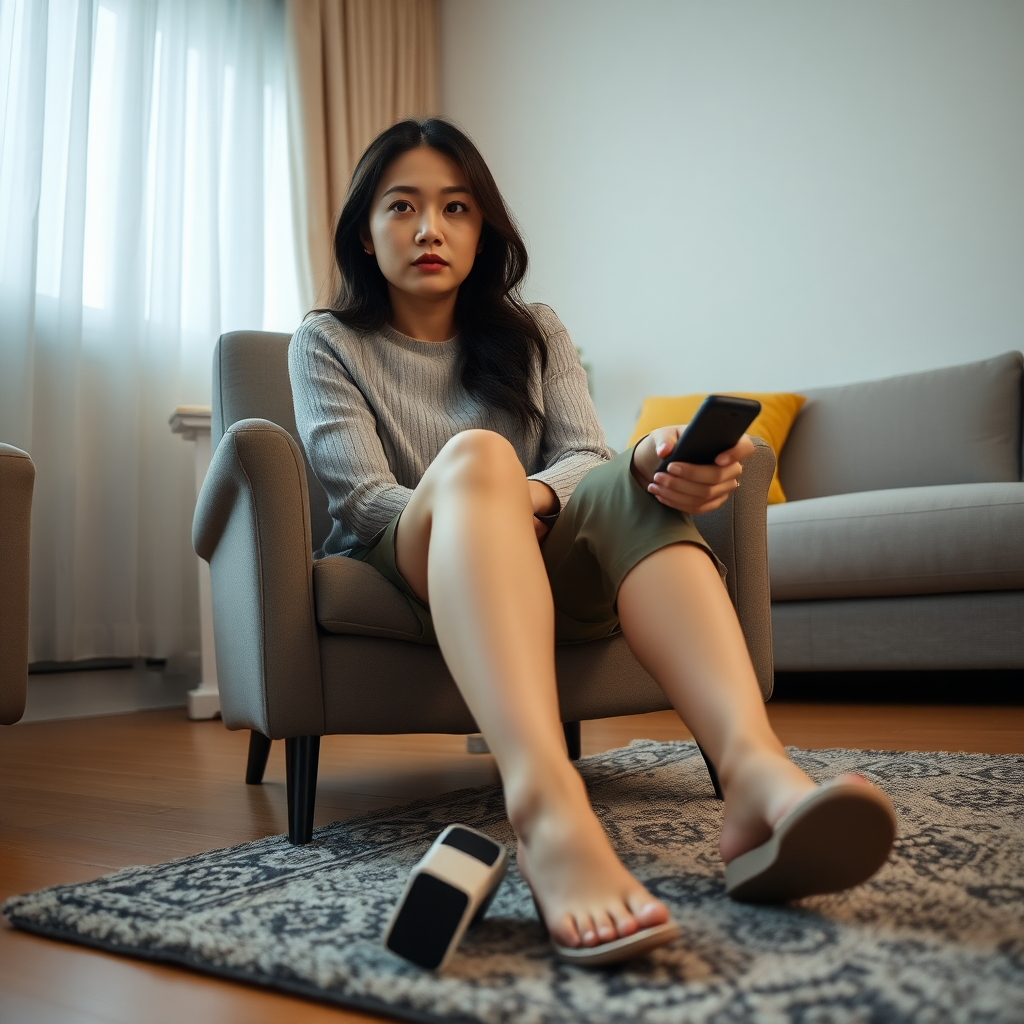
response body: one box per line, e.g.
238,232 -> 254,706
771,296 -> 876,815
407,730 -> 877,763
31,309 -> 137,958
289,303 -> 612,558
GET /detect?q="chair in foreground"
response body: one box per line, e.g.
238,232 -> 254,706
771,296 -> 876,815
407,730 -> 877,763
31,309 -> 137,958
0,444 -> 34,729
193,331 -> 776,844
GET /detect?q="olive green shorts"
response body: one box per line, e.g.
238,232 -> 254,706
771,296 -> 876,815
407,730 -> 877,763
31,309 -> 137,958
359,446 -> 725,645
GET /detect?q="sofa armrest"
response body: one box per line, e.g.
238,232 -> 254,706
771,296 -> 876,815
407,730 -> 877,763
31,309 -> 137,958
694,437 -> 775,699
193,419 -> 324,737
0,444 -> 34,725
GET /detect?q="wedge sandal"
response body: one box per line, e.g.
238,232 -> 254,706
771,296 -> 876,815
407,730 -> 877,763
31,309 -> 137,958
725,774 -> 897,903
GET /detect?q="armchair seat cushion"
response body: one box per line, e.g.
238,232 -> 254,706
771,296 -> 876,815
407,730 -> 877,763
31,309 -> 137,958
768,482 -> 1024,601
313,555 -> 423,641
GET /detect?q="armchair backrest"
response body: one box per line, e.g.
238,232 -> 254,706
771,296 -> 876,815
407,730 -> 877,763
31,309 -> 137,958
212,331 -> 334,552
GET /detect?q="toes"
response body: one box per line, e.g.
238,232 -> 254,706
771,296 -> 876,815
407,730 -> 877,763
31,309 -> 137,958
552,913 -> 581,949
608,901 -> 639,938
590,908 -> 617,944
627,893 -> 669,929
575,912 -> 599,947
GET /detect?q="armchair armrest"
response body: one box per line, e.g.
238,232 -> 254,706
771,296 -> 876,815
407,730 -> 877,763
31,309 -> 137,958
694,437 -> 775,699
193,419 -> 324,737
0,443 -> 34,725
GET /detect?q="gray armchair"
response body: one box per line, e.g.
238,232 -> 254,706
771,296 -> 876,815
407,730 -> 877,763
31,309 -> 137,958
193,331 -> 776,844
1,444 -> 34,727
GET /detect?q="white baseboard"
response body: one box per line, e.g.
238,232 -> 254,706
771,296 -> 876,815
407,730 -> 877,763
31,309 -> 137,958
19,660 -> 199,723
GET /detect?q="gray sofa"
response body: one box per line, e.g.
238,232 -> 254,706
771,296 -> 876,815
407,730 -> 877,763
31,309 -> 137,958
768,351 -> 1024,671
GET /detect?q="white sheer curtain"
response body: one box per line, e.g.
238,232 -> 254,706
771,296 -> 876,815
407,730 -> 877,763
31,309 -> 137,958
0,0 -> 302,663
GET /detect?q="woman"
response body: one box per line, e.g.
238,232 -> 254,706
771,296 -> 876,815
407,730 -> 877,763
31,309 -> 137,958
289,118 -> 896,965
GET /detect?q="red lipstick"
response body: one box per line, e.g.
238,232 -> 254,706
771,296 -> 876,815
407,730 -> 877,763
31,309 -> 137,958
413,253 -> 448,269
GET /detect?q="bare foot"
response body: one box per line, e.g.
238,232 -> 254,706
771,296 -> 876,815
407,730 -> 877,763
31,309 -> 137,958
510,768 -> 669,949
718,746 -> 818,864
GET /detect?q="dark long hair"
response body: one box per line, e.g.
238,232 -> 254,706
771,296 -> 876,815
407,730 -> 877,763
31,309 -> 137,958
321,118 -> 546,429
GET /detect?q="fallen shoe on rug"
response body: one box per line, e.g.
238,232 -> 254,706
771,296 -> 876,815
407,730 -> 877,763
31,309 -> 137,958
384,824 -> 507,970
725,774 -> 897,903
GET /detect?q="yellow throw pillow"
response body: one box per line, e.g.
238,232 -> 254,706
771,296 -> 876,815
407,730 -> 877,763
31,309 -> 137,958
627,392 -> 807,504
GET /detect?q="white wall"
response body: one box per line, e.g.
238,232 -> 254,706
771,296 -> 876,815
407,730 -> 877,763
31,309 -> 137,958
440,1 -> 1024,447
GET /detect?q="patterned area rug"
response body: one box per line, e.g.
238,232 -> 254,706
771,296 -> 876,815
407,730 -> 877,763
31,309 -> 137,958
4,741 -> 1023,1023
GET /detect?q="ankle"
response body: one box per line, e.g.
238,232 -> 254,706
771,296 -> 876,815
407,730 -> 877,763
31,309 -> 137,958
502,759 -> 585,840
715,732 -> 787,798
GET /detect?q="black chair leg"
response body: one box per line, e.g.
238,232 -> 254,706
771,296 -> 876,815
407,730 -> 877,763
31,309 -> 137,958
563,721 -> 582,761
697,742 -> 723,800
286,736 -> 320,845
245,731 -> 272,785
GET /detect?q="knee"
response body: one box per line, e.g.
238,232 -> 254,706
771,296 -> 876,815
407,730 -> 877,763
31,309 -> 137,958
435,429 -> 524,490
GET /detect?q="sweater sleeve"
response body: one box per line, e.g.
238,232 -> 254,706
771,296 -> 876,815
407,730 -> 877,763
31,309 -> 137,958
526,305 -> 613,512
289,317 -> 412,546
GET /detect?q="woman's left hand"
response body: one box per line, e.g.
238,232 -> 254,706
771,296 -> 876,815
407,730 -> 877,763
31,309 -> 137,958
630,425 -> 755,515
528,480 -> 559,541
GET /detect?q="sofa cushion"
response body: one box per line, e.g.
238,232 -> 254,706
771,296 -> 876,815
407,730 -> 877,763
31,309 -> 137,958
313,555 -> 423,640
768,483 -> 1024,600
778,352 -> 1022,501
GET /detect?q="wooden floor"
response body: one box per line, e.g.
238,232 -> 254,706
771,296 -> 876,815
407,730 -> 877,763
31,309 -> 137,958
2,702 -> 1022,1023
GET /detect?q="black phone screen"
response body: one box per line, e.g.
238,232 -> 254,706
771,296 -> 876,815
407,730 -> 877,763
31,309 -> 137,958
654,395 -> 761,472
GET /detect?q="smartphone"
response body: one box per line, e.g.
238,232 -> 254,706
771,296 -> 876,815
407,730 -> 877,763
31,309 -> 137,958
654,395 -> 761,473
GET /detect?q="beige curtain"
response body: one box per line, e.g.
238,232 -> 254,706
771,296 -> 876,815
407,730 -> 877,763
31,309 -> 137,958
286,0 -> 440,309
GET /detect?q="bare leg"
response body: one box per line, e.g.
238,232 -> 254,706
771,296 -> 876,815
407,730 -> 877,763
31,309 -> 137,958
395,430 -> 668,948
617,543 -> 817,862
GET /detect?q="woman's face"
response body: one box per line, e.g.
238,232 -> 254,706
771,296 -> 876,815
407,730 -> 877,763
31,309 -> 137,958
361,146 -> 484,305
